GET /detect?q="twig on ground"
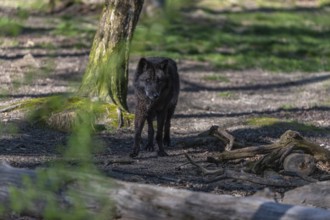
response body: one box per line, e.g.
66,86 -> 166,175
184,153 -> 224,176
105,159 -> 135,166
185,153 -> 309,187
111,167 -> 183,183
205,169 -> 308,187
0,104 -> 22,113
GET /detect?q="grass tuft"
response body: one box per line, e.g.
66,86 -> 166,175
203,74 -> 230,82
0,17 -> 22,37
246,117 -> 328,133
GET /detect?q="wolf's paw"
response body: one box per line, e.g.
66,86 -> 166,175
158,150 -> 169,157
163,139 -> 171,148
129,151 -> 139,158
145,144 -> 155,151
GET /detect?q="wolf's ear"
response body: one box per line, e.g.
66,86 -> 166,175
159,59 -> 168,71
137,57 -> 149,74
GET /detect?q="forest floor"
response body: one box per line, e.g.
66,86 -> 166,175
1,3 -> 330,204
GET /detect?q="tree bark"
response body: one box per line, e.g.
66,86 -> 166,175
1,162 -> 330,219
79,0 -> 144,111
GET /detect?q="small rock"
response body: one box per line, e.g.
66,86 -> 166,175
14,53 -> 40,68
25,40 -> 35,47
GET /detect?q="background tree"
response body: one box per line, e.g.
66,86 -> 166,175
79,0 -> 144,112
19,0 -> 145,131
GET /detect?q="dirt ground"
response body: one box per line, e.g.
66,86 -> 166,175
1,5 -> 330,204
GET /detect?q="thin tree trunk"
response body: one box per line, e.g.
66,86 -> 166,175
79,0 -> 144,111
142,0 -> 165,16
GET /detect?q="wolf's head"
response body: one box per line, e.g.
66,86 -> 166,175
134,58 -> 169,101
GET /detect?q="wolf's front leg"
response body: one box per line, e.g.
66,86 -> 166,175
130,111 -> 146,158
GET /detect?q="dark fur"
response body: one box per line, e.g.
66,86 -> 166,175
130,57 -> 180,157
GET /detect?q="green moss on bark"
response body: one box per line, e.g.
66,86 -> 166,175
79,0 -> 143,112
11,96 -> 133,132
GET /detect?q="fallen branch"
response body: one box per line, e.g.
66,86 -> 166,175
184,153 -> 308,187
184,153 -> 224,176
208,144 -> 278,161
178,125 -> 245,150
199,125 -> 245,150
0,103 -> 22,113
111,167 -> 182,183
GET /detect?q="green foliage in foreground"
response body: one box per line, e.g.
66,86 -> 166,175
1,96 -> 125,219
6,109 -> 114,219
0,17 -> 22,37
132,4 -> 330,73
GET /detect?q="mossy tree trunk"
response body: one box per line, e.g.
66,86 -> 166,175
79,0 -> 144,111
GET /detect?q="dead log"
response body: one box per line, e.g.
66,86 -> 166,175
181,129 -> 328,187
283,153 -> 315,176
1,162 -> 330,219
205,130 -> 327,179
213,130 -> 330,163
249,131 -> 326,176
185,153 -> 308,187
282,181 -> 330,209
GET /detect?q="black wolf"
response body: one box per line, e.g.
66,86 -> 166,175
130,57 -> 180,158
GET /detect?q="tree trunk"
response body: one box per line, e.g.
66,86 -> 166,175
1,162 -> 330,219
79,0 -> 144,111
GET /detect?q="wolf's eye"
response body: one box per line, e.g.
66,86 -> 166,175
145,78 -> 150,83
157,78 -> 164,84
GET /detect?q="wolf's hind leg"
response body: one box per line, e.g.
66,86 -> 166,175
145,115 -> 155,151
163,105 -> 175,147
